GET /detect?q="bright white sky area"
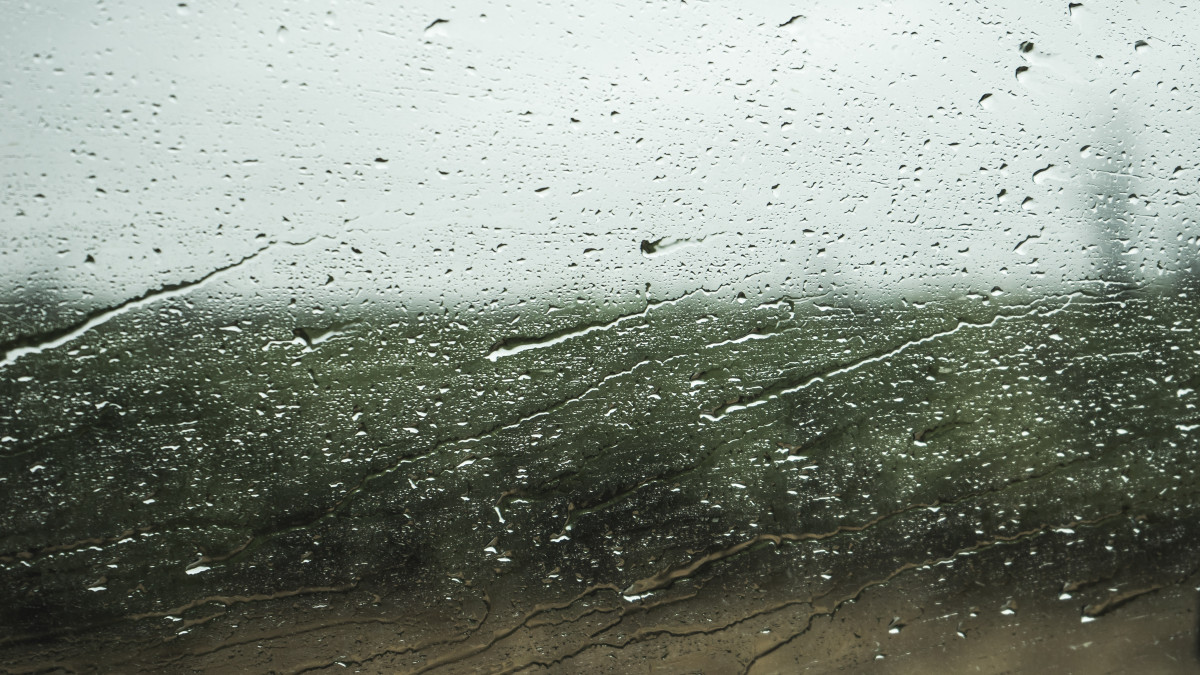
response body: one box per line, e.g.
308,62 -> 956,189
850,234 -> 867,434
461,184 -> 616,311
3,0 -> 1198,339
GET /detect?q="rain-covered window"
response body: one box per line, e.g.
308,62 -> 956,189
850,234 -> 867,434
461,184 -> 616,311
2,2 -> 1198,672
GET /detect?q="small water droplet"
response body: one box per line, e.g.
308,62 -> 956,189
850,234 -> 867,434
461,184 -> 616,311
1032,164 -> 1055,184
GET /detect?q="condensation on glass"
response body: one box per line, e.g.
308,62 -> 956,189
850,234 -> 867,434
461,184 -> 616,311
2,2 -> 1198,673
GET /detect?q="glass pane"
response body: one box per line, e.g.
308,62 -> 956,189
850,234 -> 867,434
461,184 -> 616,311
2,1 -> 1198,672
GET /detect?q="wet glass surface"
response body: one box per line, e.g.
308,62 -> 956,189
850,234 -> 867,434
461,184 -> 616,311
2,2 -> 1199,673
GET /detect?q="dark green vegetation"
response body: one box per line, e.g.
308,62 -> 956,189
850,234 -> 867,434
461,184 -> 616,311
1,280 -> 1198,672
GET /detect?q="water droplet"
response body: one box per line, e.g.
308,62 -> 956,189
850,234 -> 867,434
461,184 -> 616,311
1032,164 -> 1055,184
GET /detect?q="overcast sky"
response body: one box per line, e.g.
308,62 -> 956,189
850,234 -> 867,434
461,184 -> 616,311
3,0 -> 1198,339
